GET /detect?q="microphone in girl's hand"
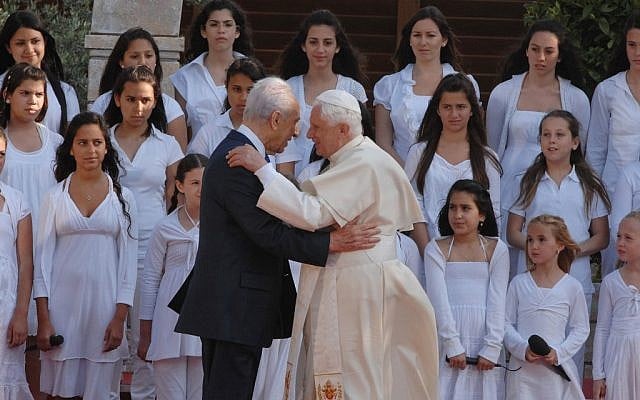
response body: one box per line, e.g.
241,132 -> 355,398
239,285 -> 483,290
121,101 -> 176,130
25,334 -> 64,352
527,334 -> 571,381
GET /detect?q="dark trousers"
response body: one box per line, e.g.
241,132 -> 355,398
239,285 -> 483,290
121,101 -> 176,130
201,338 -> 262,400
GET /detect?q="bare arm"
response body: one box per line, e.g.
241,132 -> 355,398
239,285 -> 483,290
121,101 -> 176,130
137,319 -> 152,361
167,115 -> 188,153
410,222 -> 429,257
578,216 -> 609,257
35,297 -> 55,351
7,215 -> 33,347
506,213 -> 526,250
374,105 -> 404,166
103,303 -> 129,352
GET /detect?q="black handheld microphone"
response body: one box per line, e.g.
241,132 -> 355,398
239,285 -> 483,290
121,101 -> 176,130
25,334 -> 64,352
528,334 -> 571,381
445,355 -> 520,371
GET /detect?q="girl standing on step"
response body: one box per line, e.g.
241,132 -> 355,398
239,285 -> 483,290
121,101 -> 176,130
171,0 -> 253,139
424,179 -> 509,400
35,112 -> 138,400
486,20 -> 589,236
592,211 -> 640,400
404,73 -> 501,252
506,110 -> 610,382
91,27 -> 188,151
0,127 -> 34,400
138,153 -> 208,400
0,10 -> 79,134
278,9 -> 367,177
504,215 -> 589,400
587,10 -> 640,277
374,5 -> 480,166
187,57 -> 265,157
104,65 -> 183,400
0,64 -> 62,396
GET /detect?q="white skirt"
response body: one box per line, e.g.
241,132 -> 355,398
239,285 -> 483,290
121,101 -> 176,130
41,358 -> 121,400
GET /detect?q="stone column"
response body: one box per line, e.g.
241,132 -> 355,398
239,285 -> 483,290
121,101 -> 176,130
84,0 -> 185,103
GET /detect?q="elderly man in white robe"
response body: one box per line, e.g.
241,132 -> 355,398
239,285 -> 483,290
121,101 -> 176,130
227,89 -> 438,400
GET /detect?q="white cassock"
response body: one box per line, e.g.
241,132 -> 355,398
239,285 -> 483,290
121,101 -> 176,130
255,136 -> 438,400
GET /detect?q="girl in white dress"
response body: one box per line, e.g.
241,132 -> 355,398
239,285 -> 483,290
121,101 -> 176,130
507,110 -> 610,380
91,27 -> 188,150
374,6 -> 480,166
0,63 -> 62,395
592,211 -> 640,400
171,0 -> 253,137
486,20 -> 589,233
587,11 -> 640,276
104,65 -> 183,399
405,73 -> 501,252
34,112 -> 138,399
0,10 -> 79,134
187,57 -> 265,157
137,154 -> 208,400
278,9 -> 367,177
425,179 -> 509,400
505,215 -> 589,400
0,128 -> 34,400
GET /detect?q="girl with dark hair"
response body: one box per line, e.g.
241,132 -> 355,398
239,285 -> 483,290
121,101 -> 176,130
504,215 -> 589,399
374,6 -> 480,165
487,20 -> 589,235
0,10 -> 79,134
34,112 -> 138,399
91,27 -> 188,151
587,11 -> 640,275
507,110 -> 610,381
278,9 -> 367,176
138,153 -> 207,400
187,57 -> 265,156
170,0 -> 253,137
105,65 -> 183,399
592,211 -> 640,400
0,127 -> 34,399
424,179 -> 508,399
405,73 -> 501,251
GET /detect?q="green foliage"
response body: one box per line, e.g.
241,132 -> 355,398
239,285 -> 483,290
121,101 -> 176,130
0,0 -> 92,109
525,1 -> 640,95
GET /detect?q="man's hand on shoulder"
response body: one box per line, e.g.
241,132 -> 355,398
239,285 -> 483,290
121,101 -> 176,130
227,144 -> 267,172
329,220 -> 381,253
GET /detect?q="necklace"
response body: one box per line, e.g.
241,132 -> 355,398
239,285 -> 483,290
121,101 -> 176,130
184,206 -> 199,229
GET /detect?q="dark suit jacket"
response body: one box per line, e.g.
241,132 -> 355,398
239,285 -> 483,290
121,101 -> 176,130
174,130 -> 329,347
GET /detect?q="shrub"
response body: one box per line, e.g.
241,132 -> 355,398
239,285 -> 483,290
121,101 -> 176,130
0,0 -> 92,109
525,0 -> 640,95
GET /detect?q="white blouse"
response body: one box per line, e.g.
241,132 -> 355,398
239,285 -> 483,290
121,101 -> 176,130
586,71 -> 640,195
90,91 -> 184,123
110,124 -> 184,260
373,63 -> 481,163
404,142 -> 501,240
0,123 -> 62,227
0,71 -> 79,135
509,167 -> 608,294
170,51 -> 244,135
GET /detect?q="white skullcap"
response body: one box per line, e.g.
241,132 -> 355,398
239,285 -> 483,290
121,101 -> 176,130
315,89 -> 361,117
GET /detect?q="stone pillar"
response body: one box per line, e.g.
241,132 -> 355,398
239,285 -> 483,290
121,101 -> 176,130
84,0 -> 185,103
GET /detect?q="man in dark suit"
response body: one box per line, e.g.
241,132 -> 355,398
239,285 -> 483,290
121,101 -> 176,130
174,77 -> 377,399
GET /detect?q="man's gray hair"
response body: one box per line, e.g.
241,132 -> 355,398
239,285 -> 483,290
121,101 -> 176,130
243,77 -> 296,122
313,99 -> 363,136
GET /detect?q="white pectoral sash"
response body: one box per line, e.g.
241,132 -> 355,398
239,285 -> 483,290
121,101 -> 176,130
283,264 -> 345,400
312,266 -> 344,400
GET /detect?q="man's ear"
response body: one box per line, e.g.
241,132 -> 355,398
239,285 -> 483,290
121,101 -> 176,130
269,110 -> 281,130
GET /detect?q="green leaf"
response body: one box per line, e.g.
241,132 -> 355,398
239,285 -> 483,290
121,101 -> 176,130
598,17 -> 610,35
